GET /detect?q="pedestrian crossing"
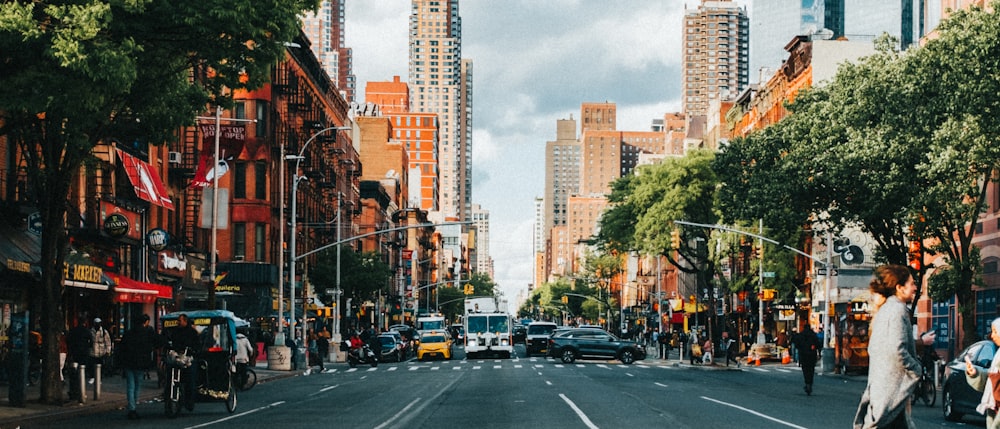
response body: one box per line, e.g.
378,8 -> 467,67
324,357 -> 802,374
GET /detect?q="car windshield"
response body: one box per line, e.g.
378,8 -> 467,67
528,325 -> 555,335
378,337 -> 395,346
467,316 -> 487,333
487,315 -> 508,332
422,335 -> 445,343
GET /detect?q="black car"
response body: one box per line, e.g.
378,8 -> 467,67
376,334 -> 406,362
513,324 -> 527,344
943,339 -> 995,422
526,321 -> 558,356
546,327 -> 646,365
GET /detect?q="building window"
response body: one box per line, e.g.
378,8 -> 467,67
255,223 -> 266,262
255,162 -> 267,199
256,101 -> 269,138
234,222 -> 246,260
234,162 -> 247,199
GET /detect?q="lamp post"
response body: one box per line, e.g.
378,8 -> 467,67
195,107 -> 255,310
289,125 -> 352,350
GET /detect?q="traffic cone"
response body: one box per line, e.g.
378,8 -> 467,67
755,356 -> 761,366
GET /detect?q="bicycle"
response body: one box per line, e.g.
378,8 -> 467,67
237,364 -> 257,391
912,348 -> 939,407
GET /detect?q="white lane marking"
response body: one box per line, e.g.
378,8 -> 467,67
473,366 -> 482,370
453,366 -> 462,370
559,393 -> 600,429
753,368 -> 769,373
388,366 -> 397,371
367,367 -> 378,372
654,382 -> 668,388
545,380 -> 553,385
409,366 -> 419,371
317,384 -> 339,393
596,364 -> 609,369
494,365 -> 502,369
515,365 -> 522,368
625,373 -> 634,377
346,368 -> 358,373
431,366 -> 440,371
776,368 -> 791,373
373,397 -> 421,429
183,401 -> 286,429
701,396 -> 808,429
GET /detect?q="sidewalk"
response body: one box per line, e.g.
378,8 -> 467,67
0,361 -> 298,428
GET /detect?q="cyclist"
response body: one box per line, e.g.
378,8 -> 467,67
167,314 -> 200,411
235,330 -> 255,387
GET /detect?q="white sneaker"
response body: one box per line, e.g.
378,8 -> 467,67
88,378 -> 95,384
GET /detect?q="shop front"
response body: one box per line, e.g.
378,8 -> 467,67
836,293 -> 873,374
63,250 -> 116,330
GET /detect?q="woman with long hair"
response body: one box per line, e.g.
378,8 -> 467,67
853,264 -> 921,428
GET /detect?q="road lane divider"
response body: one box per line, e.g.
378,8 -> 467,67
559,393 -> 600,429
701,396 -> 807,429
183,401 -> 286,429
373,397 -> 421,429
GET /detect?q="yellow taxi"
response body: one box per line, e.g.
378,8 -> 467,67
417,330 -> 453,361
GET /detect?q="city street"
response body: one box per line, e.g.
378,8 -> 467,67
16,345 -> 983,429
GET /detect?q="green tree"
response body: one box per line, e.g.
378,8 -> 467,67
0,0 -> 315,403
311,248 -> 393,306
899,4 -> 1000,346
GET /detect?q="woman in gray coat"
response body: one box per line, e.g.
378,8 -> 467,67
854,265 -> 921,428
964,317 -> 1000,429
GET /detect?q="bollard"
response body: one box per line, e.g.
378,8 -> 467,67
94,363 -> 101,400
77,364 -> 87,404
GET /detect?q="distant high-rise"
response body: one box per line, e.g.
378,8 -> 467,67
844,0 -> 923,50
301,0 -> 356,102
544,118 -> 581,230
409,0 -> 470,220
750,0 -> 844,83
470,204 -> 491,276
681,0 -> 749,116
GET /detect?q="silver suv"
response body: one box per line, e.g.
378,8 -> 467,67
525,322 -> 558,356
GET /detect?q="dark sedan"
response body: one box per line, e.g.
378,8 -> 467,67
546,327 -> 646,365
943,339 -> 994,422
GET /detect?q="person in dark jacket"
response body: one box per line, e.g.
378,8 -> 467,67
119,314 -> 163,419
167,314 -> 200,410
791,327 -> 822,395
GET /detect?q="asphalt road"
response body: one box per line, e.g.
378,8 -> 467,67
19,344 -> 986,429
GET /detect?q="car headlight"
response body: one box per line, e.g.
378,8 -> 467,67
501,339 -> 509,346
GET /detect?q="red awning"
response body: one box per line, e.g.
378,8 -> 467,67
116,148 -> 174,210
108,273 -> 173,303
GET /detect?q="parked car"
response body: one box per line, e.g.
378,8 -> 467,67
389,324 -> 417,349
943,339 -> 996,422
377,334 -> 406,362
526,321 -> 558,356
513,324 -> 527,344
417,330 -> 453,361
382,330 -> 410,357
547,327 -> 646,365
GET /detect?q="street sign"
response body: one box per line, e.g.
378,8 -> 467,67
325,289 -> 336,295
817,267 -> 839,276
27,212 -> 41,236
762,271 -> 775,278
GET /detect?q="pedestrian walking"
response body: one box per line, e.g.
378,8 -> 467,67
235,330 -> 255,384
702,336 -> 714,365
657,329 -> 669,359
720,331 -> 739,367
90,317 -> 112,382
688,330 -> 700,365
853,264 -> 921,428
791,327 -> 821,395
118,314 -> 162,420
962,317 -> 1000,429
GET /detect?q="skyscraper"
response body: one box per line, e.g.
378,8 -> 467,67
409,0 -> 471,220
843,0 -> 922,50
681,0 -> 749,117
750,0 -> 843,83
301,0 -> 356,102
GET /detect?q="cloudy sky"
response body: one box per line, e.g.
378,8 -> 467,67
345,1 -> 704,307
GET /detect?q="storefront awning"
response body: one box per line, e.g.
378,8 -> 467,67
116,148 -> 174,210
0,224 -> 41,277
107,273 -> 173,303
63,251 -> 114,290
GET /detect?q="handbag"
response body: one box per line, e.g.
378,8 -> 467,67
989,372 -> 1000,403
692,344 -> 703,358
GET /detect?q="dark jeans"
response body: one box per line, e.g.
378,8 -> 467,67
801,359 -> 816,385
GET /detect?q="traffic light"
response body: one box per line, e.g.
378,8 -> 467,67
670,230 -> 681,249
908,239 -> 922,271
561,295 -> 568,304
463,284 -> 474,295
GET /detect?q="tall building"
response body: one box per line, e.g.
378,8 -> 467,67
459,59 -> 474,220
750,0 -> 844,83
469,204 -> 491,276
543,118 -> 581,230
409,0 -> 471,220
844,0 -> 923,50
681,0 -> 749,116
365,76 -> 410,115
301,0 -> 357,102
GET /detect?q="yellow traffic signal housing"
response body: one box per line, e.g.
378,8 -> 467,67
561,295 -> 568,304
670,230 -> 681,249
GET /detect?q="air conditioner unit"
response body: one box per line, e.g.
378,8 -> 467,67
168,151 -> 182,164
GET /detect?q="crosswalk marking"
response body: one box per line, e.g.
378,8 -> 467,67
323,361 -> 795,374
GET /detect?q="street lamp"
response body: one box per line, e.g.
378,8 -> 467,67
289,125 -> 352,348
